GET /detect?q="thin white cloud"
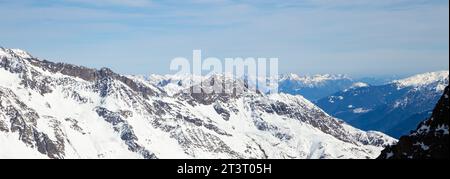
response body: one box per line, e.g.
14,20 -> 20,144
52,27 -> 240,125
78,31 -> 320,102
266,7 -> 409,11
189,0 -> 230,4
65,0 -> 153,7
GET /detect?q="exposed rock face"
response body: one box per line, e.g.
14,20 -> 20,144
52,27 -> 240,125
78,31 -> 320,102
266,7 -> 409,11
213,102 -> 231,121
95,107 -> 157,159
378,86 -> 449,159
0,87 -> 65,158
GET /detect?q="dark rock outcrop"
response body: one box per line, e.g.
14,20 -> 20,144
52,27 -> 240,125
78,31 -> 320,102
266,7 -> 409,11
213,102 -> 231,121
1,87 -> 66,158
95,107 -> 157,159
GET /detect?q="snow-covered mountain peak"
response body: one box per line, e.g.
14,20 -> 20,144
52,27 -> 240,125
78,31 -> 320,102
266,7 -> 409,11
0,47 -> 33,59
146,73 -> 272,96
393,71 -> 449,89
280,73 -> 302,81
9,49 -> 33,59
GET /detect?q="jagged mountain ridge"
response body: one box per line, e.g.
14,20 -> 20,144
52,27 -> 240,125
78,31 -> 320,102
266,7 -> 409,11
0,47 -> 395,159
316,71 -> 449,138
378,86 -> 449,159
147,73 -> 366,102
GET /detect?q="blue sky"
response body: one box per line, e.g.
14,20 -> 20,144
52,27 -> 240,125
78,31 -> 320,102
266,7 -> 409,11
0,0 -> 448,77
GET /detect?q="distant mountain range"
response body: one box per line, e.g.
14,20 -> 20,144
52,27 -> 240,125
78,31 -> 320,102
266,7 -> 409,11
277,74 -> 408,102
277,74 -> 357,101
0,46 -> 395,159
149,73 -> 378,102
316,71 -> 449,138
95,59 -> 449,140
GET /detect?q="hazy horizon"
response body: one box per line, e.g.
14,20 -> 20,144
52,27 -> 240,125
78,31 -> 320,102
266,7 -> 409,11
1,0 -> 448,77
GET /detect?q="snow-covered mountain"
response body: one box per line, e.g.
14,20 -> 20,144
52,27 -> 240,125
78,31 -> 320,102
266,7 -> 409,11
0,47 -> 395,159
317,71 -> 449,138
278,74 -> 356,101
144,74 -> 204,96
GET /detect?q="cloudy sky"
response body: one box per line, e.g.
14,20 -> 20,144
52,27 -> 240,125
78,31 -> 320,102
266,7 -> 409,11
0,0 -> 448,77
